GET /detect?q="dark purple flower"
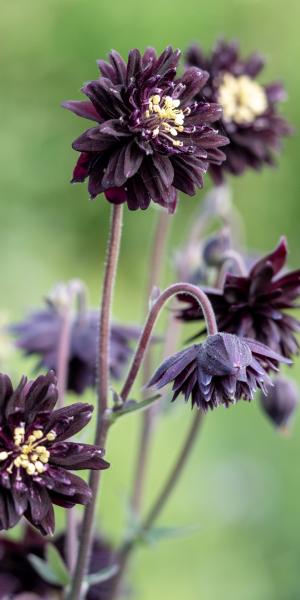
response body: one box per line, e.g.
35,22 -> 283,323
177,238 -> 300,359
148,332 -> 290,412
0,526 -> 115,600
63,47 -> 228,212
260,376 -> 298,429
186,40 -> 292,182
11,308 -> 141,395
0,371 -> 109,535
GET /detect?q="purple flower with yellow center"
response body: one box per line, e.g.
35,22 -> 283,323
63,46 -> 228,212
186,40 -> 292,182
0,371 -> 109,535
148,332 -> 290,412
177,238 -> 300,359
11,307 -> 141,395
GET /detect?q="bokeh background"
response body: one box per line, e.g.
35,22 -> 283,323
1,0 -> 300,598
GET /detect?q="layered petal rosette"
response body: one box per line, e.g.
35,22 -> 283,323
11,308 -> 141,395
177,238 -> 300,359
148,332 -> 290,412
186,40 -> 292,182
63,46 -> 228,212
0,371 -> 109,535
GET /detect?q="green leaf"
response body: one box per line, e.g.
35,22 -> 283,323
46,543 -> 70,586
85,564 -> 119,586
112,394 -> 161,421
28,554 -> 61,586
140,524 -> 202,546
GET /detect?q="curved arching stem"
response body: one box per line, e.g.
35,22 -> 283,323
121,282 -> 218,403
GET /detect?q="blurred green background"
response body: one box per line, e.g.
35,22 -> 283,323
1,0 -> 300,598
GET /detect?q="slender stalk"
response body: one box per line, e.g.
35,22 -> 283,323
121,282 -> 217,402
108,283 -> 216,599
68,204 -> 123,600
131,211 -> 171,514
56,306 -> 73,410
55,300 -> 78,573
109,410 -> 204,599
143,410 -> 203,528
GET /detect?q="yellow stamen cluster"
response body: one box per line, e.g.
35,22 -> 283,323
0,427 -> 57,477
218,73 -> 268,125
145,94 -> 185,146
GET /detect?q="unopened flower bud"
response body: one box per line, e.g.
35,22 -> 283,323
260,376 -> 298,430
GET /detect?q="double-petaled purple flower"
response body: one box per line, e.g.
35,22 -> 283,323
186,40 -> 292,183
63,46 -> 228,212
0,371 -> 109,535
177,238 -> 300,359
11,307 -> 141,395
148,332 -> 290,412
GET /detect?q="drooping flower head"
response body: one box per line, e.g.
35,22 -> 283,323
11,306 -> 141,395
186,40 -> 292,182
148,332 -> 290,412
260,376 -> 299,430
63,47 -> 228,212
0,371 -> 109,534
0,527 -> 115,600
177,238 -> 300,359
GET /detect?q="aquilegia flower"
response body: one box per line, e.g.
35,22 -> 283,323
177,238 -> 300,359
63,46 -> 228,212
186,40 -> 292,182
0,527 -> 115,600
148,332 -> 290,411
260,376 -> 298,429
0,371 -> 109,534
11,307 -> 141,395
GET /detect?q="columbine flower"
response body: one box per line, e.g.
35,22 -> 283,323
186,40 -> 292,182
260,376 -> 298,429
0,527 -> 115,600
63,46 -> 228,212
11,307 -> 141,395
148,332 -> 290,411
0,371 -> 109,535
177,238 -> 300,359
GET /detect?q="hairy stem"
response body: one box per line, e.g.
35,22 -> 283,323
68,204 -> 123,600
131,211 -> 171,515
121,282 -> 217,402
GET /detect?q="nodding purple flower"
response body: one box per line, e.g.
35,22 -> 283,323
186,40 -> 292,183
0,371 -> 109,535
148,332 -> 290,412
260,376 -> 299,429
177,238 -> 300,360
63,46 -> 228,213
11,307 -> 141,395
0,526 -> 115,600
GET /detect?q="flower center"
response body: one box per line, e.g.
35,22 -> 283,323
144,94 -> 186,147
218,73 -> 268,125
0,427 -> 56,476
